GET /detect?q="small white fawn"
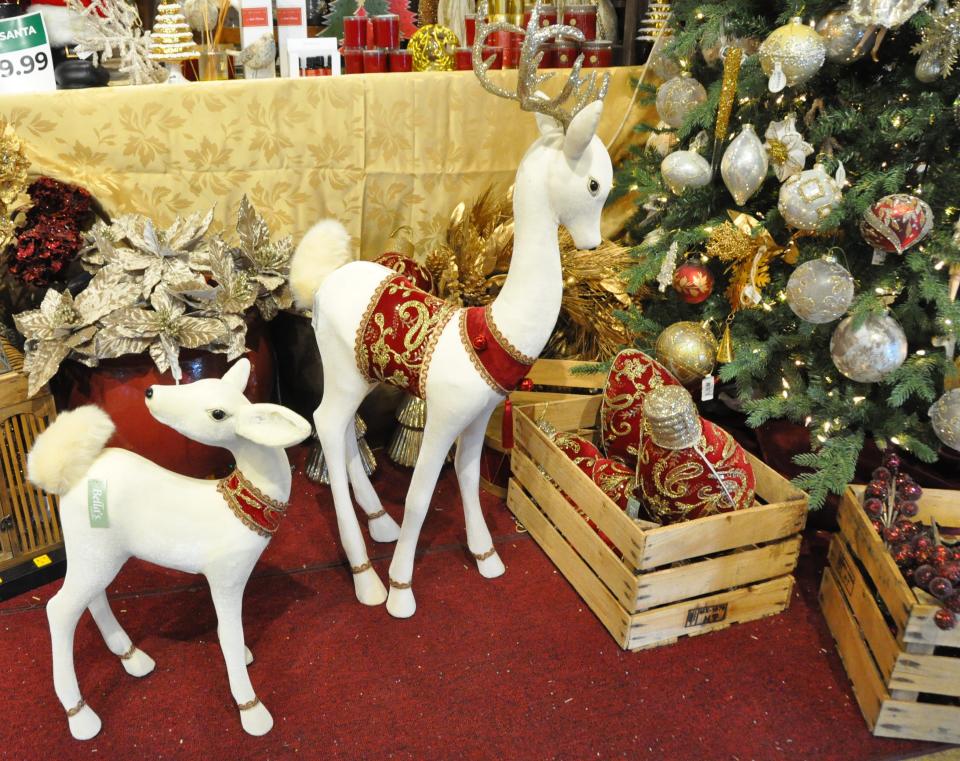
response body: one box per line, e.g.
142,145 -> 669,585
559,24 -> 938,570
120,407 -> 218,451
28,358 -> 311,740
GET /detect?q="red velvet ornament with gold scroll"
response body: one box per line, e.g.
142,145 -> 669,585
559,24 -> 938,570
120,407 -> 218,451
600,348 -> 680,464
637,385 -> 755,525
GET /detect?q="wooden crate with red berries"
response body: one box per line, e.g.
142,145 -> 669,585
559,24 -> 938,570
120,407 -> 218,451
506,394 -> 809,651
820,485 -> 960,744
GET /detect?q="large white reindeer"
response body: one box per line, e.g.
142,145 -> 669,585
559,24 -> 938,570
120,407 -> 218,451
27,359 -> 310,740
289,1 -> 613,619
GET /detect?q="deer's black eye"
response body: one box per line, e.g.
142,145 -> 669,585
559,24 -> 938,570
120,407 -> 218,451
210,409 -> 228,421
588,178 -> 600,195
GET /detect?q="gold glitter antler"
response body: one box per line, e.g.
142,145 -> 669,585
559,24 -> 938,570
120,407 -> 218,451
472,0 -> 609,131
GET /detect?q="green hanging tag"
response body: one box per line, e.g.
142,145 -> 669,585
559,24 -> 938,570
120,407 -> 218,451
87,479 -> 109,528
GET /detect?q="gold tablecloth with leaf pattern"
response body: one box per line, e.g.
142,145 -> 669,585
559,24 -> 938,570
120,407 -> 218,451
2,68 -> 649,259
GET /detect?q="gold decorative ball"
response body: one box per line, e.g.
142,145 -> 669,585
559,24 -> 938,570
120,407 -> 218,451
655,321 -> 718,386
759,18 -> 826,88
409,24 -> 459,72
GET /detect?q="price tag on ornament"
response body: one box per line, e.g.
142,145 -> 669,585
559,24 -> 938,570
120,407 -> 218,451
0,12 -> 56,95
701,375 -> 715,402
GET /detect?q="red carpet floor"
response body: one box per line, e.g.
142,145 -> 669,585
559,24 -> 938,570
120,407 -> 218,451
0,447 -> 947,760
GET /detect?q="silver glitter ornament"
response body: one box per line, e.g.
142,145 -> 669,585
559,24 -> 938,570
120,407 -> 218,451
759,17 -> 826,92
830,313 -> 908,383
778,164 -> 844,231
661,150 -> 712,194
930,388 -> 960,452
655,75 -> 707,129
785,258 -> 855,324
720,124 -> 768,206
815,6 -> 877,63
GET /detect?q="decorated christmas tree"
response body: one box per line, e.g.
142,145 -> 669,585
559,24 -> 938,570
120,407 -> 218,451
614,1 -> 960,508
149,0 -> 198,80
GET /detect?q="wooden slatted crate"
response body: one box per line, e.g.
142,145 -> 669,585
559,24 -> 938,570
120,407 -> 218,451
820,485 -> 960,744
507,394 -> 809,651
0,339 -> 62,575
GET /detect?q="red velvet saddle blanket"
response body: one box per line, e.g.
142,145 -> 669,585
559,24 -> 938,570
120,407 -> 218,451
355,274 -> 535,398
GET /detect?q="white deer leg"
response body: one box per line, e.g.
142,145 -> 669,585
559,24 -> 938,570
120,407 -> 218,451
313,359 -> 387,606
346,424 -> 400,543
455,408 -> 506,579
386,418 -> 461,619
207,575 -> 273,737
47,566 -> 115,741
88,592 -> 155,678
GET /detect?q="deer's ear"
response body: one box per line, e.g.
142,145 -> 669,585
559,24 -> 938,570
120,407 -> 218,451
533,91 -> 563,137
222,358 -> 251,392
563,100 -> 603,162
235,403 -> 311,448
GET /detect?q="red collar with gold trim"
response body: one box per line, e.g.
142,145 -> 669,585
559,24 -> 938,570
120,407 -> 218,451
217,470 -> 288,538
460,305 -> 536,396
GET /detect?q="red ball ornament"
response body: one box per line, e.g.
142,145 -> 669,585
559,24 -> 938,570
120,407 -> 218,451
860,194 -> 933,255
871,518 -> 885,534
914,535 -> 933,551
672,262 -> 714,304
884,526 -> 903,544
939,561 -> 960,585
866,480 -> 887,499
929,576 -> 954,600
863,498 -> 884,516
472,334 -> 488,351
934,608 -> 956,630
898,481 -> 922,501
933,546 -> 951,565
893,546 -> 913,567
945,593 -> 960,614
872,466 -> 891,482
898,500 -> 919,518
518,377 -> 535,392
883,451 -> 902,470
915,564 -> 937,587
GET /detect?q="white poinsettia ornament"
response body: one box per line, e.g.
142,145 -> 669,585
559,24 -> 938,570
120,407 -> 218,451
763,115 -> 814,182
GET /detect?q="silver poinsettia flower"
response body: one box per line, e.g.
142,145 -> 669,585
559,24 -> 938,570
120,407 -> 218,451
763,114 -> 814,182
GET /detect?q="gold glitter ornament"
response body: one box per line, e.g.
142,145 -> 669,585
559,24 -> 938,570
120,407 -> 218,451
409,24 -> 459,71
758,17 -> 826,93
713,47 -> 742,148
655,321 -> 717,385
0,119 -> 32,253
655,74 -> 707,129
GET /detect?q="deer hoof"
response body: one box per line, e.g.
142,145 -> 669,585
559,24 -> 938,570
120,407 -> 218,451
368,513 -> 401,543
354,568 -> 388,606
477,552 -> 506,579
239,701 -> 273,736
121,647 -> 155,678
68,704 -> 102,741
245,646 -> 254,666
386,586 -> 416,619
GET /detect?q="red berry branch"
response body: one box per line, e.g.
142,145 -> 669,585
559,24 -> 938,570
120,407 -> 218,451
862,451 -> 960,631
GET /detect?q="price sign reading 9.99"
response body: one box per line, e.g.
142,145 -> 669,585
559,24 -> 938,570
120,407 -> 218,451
0,12 -> 56,95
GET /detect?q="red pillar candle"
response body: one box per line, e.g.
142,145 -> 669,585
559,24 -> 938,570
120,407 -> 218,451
481,45 -> 503,69
343,47 -> 365,74
388,48 -> 413,71
464,13 -> 477,46
551,41 -> 578,68
362,48 -> 388,73
372,14 -> 400,49
502,43 -> 521,69
581,40 -> 612,67
454,47 -> 474,70
562,5 -> 597,41
343,15 -> 367,48
538,44 -> 556,68
522,4 -> 557,29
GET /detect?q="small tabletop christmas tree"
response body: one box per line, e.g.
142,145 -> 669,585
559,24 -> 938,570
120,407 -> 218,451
149,0 -> 198,83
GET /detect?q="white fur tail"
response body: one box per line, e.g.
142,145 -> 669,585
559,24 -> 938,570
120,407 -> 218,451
28,406 -> 115,496
289,219 -> 354,309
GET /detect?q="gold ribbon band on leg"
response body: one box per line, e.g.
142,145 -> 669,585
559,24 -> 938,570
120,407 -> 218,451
66,699 -> 86,717
389,577 -> 412,590
472,547 -> 497,561
119,644 -> 137,660
350,560 -> 373,575
366,509 -> 388,520
237,697 -> 261,711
